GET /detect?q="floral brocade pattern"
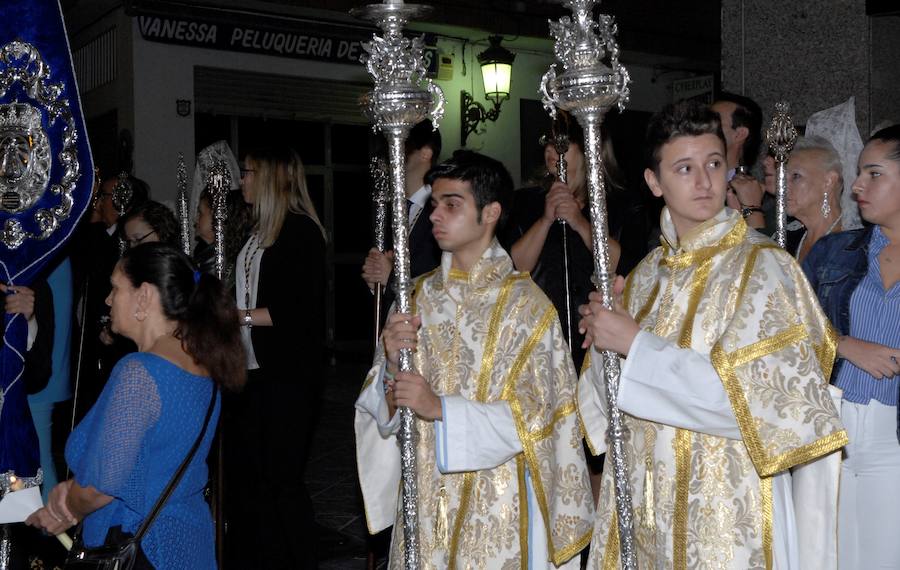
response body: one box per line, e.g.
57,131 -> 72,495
582,209 -> 846,569
365,241 -> 593,569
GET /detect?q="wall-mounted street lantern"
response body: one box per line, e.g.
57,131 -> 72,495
460,35 -> 515,146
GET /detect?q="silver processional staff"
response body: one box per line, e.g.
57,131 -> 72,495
351,1 -> 445,568
765,101 -> 798,249
541,0 -> 637,567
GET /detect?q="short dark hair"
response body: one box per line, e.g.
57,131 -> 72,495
715,92 -> 763,168
405,119 -> 442,165
645,100 -> 726,174
121,200 -> 179,246
120,243 -> 246,391
425,150 -> 513,227
868,124 -> 900,163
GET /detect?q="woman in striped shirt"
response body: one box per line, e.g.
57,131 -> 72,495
803,124 -> 900,569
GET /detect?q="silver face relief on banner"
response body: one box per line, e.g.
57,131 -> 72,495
0,41 -> 82,249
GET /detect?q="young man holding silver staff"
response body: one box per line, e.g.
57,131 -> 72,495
578,100 -> 846,569
355,150 -> 594,568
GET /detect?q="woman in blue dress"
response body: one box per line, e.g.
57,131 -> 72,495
27,242 -> 246,569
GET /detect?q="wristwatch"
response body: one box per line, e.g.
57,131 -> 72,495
242,310 -> 253,328
741,205 -> 763,219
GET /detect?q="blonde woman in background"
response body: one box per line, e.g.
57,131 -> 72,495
226,147 -> 327,569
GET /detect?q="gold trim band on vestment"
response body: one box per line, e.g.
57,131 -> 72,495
710,341 -> 849,477
673,429 -> 692,570
603,510 -> 620,570
447,274 -> 519,567
761,475 -> 773,570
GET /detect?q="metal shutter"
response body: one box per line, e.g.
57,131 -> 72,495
193,66 -> 370,124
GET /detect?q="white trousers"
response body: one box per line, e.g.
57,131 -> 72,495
838,399 -> 900,569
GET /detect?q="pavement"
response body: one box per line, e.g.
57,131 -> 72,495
309,353 -> 388,570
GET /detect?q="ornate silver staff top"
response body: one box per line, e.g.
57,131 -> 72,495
112,172 -> 133,255
544,130 -> 575,348
541,1 -> 637,568
352,1 -> 444,568
206,160 -> 230,280
765,101 -> 798,249
176,152 -> 191,256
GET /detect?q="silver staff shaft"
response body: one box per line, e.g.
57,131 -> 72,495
205,160 -> 230,567
765,101 -> 798,250
774,164 -> 787,248
371,156 -> 390,351
386,128 -> 420,568
583,117 -> 637,568
177,152 -> 191,256
541,0 -> 636,565
555,150 -> 573,349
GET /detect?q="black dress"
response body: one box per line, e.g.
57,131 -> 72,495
226,212 -> 325,569
502,185 -> 648,371
502,187 -> 596,371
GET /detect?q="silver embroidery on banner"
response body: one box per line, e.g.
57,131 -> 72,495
0,40 -> 81,249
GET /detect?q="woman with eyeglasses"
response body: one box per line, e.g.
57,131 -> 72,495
226,147 -> 326,569
120,201 -> 180,249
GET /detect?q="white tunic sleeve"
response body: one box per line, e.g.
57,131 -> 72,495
433,395 -> 523,473
617,330 -> 742,440
354,364 -> 401,437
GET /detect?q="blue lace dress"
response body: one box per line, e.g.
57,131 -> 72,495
66,352 -> 220,569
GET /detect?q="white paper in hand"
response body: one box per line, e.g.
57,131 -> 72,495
0,486 -> 43,523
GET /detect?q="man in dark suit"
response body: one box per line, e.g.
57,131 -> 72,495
361,119 -> 442,325
70,170 -> 149,420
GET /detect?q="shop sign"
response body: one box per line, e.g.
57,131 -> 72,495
138,15 -> 370,64
672,75 -> 714,104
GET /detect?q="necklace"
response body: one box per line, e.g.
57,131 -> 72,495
243,234 -> 262,308
797,215 -> 841,257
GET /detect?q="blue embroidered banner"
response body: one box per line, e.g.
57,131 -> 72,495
0,0 -> 94,476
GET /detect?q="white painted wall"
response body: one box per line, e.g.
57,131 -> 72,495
129,19 -> 676,203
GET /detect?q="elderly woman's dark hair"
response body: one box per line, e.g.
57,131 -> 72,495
121,200 -> 180,246
120,243 -> 246,391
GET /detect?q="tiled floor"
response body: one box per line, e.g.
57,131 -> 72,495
307,355 -> 388,569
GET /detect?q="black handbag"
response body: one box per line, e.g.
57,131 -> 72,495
65,386 -> 218,570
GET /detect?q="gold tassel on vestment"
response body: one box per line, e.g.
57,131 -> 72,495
642,457 -> 656,531
434,485 -> 449,548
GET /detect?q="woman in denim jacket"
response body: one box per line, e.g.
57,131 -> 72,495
802,124 -> 900,569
